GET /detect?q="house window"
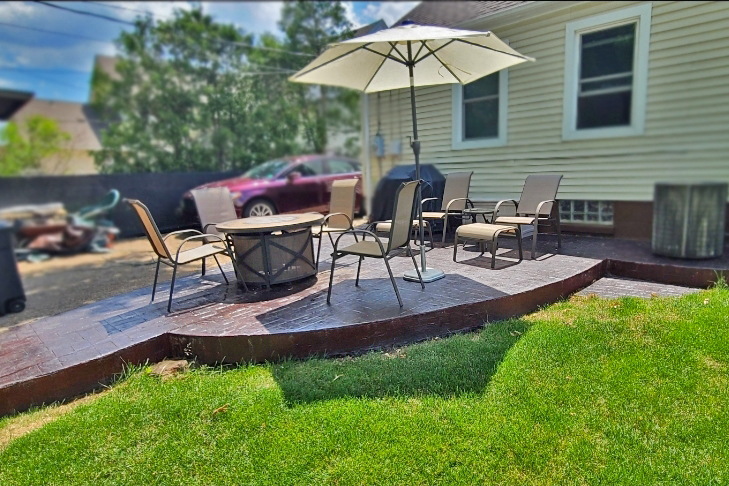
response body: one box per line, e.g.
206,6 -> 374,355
451,60 -> 508,150
463,73 -> 499,139
562,4 -> 652,140
560,200 -> 614,225
577,23 -> 635,129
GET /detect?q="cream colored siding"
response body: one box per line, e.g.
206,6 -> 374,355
364,1 -> 729,204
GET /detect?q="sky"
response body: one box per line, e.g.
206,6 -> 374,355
0,1 -> 419,104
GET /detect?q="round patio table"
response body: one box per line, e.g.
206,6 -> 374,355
216,213 -> 324,289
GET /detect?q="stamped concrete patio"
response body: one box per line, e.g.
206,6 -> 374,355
1,233 -> 723,416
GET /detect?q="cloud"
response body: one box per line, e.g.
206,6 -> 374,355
361,1 -> 420,27
204,1 -> 284,37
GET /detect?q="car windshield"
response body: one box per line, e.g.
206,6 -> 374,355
243,159 -> 290,179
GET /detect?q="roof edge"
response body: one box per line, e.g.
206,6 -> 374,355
457,1 -> 588,30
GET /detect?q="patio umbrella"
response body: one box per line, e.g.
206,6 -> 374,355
290,21 -> 535,282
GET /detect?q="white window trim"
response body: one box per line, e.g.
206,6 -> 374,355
562,3 -> 652,141
452,62 -> 508,150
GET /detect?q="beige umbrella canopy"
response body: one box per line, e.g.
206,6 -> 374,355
290,21 -> 535,282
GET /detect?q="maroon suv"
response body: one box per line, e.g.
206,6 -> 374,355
184,155 -> 363,218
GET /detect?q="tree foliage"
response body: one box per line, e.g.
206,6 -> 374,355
278,1 -> 359,155
93,9 -> 301,174
93,3 -> 361,174
0,115 -> 70,177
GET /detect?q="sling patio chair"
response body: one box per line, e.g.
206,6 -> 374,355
327,180 -> 424,308
126,199 -> 231,313
492,174 -> 563,259
421,171 -> 474,246
313,178 -> 360,267
190,187 -> 245,287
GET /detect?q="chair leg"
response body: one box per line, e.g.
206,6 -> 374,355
167,264 -> 178,313
201,257 -> 206,276
315,235 -> 322,268
491,234 -> 499,269
531,220 -> 538,260
453,234 -> 459,262
327,252 -> 338,305
151,257 -> 161,302
355,256 -> 364,286
213,254 -> 229,284
383,256 -> 403,307
407,244 -> 425,290
441,216 -> 448,246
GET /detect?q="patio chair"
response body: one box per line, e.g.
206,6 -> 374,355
190,187 -> 238,241
421,171 -> 474,246
327,180 -> 424,308
313,178 -> 360,267
492,174 -> 563,259
126,199 -> 231,313
190,187 -> 245,287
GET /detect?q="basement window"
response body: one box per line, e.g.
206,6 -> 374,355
560,200 -> 614,225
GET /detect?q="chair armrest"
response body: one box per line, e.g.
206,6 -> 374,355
321,212 -> 354,229
173,233 -> 228,263
202,223 -> 219,233
445,198 -> 472,214
164,229 -> 202,242
492,199 -> 519,223
421,197 -> 440,205
333,229 -> 387,256
535,199 -> 557,218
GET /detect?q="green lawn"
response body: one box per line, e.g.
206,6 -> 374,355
1,286 -> 728,485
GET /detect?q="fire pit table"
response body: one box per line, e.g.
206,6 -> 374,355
216,213 -> 324,289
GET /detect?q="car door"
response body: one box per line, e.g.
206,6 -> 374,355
277,159 -> 326,214
322,158 -> 363,214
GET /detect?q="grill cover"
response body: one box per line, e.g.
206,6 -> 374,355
369,164 -> 446,226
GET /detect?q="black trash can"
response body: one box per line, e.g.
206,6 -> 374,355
0,220 -> 26,316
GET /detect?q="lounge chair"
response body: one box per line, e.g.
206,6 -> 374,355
313,178 -> 359,267
327,180 -> 424,307
492,174 -> 563,259
421,171 -> 474,245
126,199 -> 231,313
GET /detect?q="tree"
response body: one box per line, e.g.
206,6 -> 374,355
277,1 -> 360,155
92,9 -> 301,173
0,115 -> 70,177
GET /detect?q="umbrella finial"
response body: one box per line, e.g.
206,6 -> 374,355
401,19 -> 416,26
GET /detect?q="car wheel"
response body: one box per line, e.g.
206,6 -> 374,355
244,199 -> 276,217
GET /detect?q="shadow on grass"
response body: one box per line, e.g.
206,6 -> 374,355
270,317 -> 531,405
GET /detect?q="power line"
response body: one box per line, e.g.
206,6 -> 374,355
0,21 -> 114,44
33,1 -> 315,58
85,1 -> 171,18
34,1 -> 136,26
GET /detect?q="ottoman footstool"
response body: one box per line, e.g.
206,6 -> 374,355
454,223 -> 523,269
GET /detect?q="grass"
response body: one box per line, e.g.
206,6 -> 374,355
1,287 -> 728,485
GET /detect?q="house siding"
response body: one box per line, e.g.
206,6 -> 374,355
363,1 -> 729,206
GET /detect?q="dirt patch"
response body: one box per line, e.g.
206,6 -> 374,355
149,360 -> 190,379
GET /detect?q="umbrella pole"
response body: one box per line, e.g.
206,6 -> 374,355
403,41 -> 445,284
